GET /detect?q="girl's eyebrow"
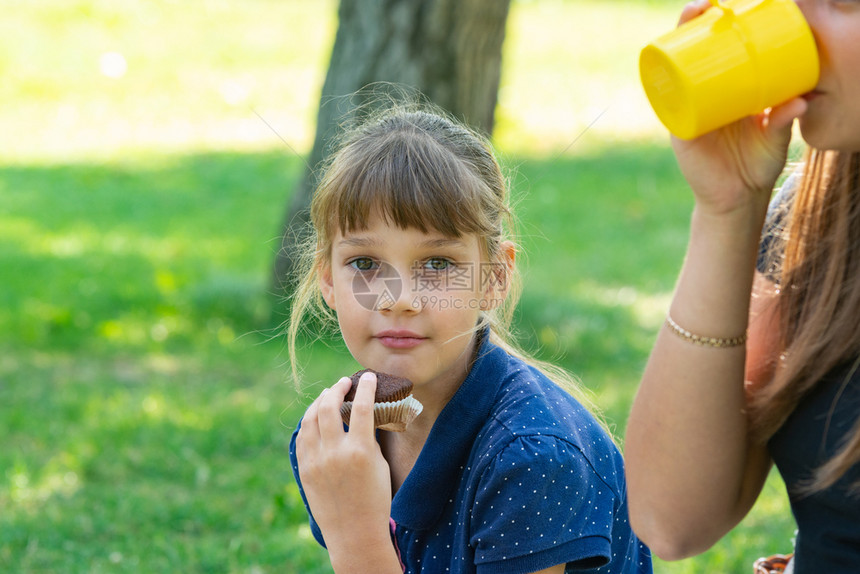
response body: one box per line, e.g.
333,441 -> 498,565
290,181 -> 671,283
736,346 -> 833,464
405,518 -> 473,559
418,238 -> 467,249
338,236 -> 380,247
338,237 -> 466,249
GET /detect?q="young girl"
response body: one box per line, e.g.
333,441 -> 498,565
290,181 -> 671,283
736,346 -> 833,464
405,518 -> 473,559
287,105 -> 651,573
626,0 -> 860,571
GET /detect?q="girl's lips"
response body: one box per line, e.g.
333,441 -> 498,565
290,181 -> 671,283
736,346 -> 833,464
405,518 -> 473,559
375,330 -> 427,349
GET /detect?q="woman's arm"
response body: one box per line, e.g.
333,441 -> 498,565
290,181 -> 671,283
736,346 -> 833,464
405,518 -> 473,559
295,373 -> 404,574
626,265 -> 781,560
624,0 -> 807,557
625,111 -> 798,560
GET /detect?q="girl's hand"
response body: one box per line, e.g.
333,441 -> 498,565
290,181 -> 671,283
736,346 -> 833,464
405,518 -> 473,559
670,0 -> 808,216
295,372 -> 397,568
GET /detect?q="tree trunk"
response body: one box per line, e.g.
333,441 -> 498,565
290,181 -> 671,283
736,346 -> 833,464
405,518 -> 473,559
273,0 -> 511,292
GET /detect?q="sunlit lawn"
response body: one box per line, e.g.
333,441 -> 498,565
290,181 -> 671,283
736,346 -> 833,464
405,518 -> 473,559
1,1 -> 796,572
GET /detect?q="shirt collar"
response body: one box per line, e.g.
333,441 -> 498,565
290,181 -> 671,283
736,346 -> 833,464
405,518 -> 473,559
390,329 -> 506,529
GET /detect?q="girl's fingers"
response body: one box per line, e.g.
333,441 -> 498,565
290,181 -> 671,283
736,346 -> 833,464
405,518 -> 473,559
349,371 -> 378,437
298,389 -> 325,436
301,372 -> 379,448
296,389 -> 327,461
317,377 -> 353,443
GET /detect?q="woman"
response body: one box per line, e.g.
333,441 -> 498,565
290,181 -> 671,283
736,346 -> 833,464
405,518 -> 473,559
625,0 -> 860,571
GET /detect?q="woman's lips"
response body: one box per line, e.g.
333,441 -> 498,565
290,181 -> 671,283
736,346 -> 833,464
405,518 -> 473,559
375,330 -> 427,349
802,90 -> 824,102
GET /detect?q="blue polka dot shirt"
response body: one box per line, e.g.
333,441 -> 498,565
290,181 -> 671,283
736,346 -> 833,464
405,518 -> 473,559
290,335 -> 652,573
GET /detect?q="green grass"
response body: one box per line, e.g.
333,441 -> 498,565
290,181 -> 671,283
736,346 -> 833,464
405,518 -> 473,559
0,151 -> 330,573
1,0 -> 797,572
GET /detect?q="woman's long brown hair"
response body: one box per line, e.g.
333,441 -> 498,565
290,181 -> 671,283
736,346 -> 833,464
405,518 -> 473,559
752,149 -> 860,493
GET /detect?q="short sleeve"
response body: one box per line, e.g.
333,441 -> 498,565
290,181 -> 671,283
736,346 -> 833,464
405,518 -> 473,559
757,172 -> 799,283
469,435 -> 619,574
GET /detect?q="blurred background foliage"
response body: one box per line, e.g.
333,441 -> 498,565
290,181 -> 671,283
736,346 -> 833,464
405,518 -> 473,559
1,0 -> 796,572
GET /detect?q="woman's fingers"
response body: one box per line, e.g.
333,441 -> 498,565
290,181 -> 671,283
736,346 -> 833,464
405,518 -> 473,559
765,97 -> 808,133
678,0 -> 713,26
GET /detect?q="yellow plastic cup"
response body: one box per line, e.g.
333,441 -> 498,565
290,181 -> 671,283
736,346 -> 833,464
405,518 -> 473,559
640,0 -> 819,140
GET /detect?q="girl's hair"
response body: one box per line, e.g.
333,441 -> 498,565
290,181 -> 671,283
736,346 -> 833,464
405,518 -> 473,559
751,149 -> 860,493
287,101 -> 597,413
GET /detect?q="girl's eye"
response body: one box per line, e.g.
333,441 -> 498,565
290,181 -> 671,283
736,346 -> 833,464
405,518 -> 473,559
424,257 -> 453,271
349,257 -> 376,271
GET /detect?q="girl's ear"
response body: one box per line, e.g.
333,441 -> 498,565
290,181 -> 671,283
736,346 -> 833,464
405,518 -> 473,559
482,240 -> 516,310
319,264 -> 336,310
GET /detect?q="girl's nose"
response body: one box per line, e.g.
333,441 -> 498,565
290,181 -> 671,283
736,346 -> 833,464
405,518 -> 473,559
376,264 -> 420,314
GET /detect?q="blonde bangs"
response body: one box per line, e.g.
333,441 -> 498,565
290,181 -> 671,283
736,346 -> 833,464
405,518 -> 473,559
316,125 -> 500,243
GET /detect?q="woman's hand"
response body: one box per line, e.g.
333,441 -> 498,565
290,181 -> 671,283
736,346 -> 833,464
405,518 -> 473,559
296,372 -> 401,572
671,0 -> 808,216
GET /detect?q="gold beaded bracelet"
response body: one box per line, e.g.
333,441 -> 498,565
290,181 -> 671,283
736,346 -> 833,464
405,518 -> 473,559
665,315 -> 747,348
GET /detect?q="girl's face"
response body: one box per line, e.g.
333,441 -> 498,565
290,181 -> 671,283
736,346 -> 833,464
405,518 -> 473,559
320,214 -> 512,400
796,0 -> 860,151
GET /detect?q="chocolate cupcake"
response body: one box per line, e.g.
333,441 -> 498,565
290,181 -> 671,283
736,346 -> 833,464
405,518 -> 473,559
340,369 -> 423,432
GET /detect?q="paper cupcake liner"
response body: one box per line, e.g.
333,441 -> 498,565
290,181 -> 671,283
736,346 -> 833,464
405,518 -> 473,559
340,395 -> 423,432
